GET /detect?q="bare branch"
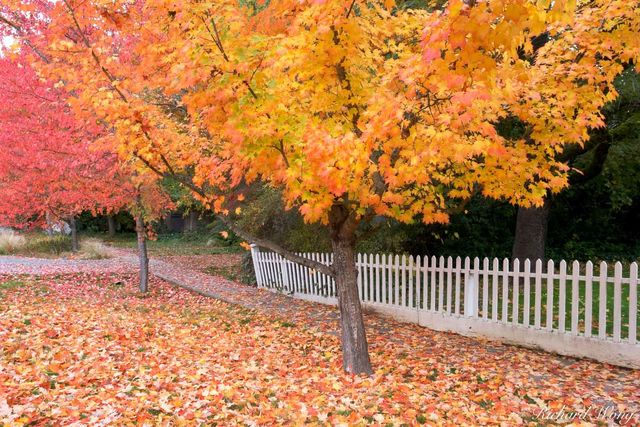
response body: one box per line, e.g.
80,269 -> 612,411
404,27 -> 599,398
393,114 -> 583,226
134,151 -> 335,276
61,0 -> 128,102
0,13 -> 50,63
217,215 -> 335,277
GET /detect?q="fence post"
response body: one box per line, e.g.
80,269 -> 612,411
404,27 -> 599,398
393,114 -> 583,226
464,274 -> 478,317
250,244 -> 263,287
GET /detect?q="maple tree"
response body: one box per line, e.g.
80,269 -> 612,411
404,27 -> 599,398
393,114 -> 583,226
0,55 -> 128,244
2,0 -> 638,374
0,52 -> 170,291
0,2 -> 174,291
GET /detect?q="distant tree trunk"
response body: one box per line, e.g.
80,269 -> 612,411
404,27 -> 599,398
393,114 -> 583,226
329,204 -> 373,375
107,215 -> 116,236
185,210 -> 197,233
69,216 -> 79,252
135,215 -> 149,293
45,211 -> 54,236
511,200 -> 551,262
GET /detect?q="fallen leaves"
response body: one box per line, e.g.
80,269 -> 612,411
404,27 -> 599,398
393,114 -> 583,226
0,271 -> 638,425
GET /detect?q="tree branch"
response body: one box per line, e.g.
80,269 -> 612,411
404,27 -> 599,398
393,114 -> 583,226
0,13 -> 50,63
217,215 -> 335,277
62,0 -> 128,103
133,151 -> 335,276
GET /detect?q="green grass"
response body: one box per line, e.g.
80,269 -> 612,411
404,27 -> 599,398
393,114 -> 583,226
0,231 -> 113,259
102,233 -> 243,256
478,278 -> 639,339
355,266 -> 639,340
0,278 -> 27,291
0,278 -> 48,299
0,233 -> 72,257
203,265 -> 243,281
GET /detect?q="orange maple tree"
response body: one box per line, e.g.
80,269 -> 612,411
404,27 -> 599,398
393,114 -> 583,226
2,0 -> 638,374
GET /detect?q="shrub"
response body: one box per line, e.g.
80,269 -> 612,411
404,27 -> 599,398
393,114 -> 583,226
80,238 -> 112,259
23,235 -> 72,255
0,229 -> 26,254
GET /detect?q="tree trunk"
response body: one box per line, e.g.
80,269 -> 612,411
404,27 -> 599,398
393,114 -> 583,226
107,215 -> 116,236
136,215 -> 149,293
45,211 -> 54,236
511,199 -> 551,262
185,211 -> 197,233
329,205 -> 373,375
69,216 -> 79,252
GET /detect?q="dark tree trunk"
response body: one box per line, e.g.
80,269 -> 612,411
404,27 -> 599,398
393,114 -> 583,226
185,211 -> 197,233
329,205 -> 373,375
512,199 -> 551,262
107,215 -> 116,236
69,216 -> 79,252
135,215 -> 149,293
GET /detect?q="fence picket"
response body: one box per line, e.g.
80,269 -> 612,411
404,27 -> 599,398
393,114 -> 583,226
416,256 -> 420,308
431,256 -> 437,311
388,254 -> 394,305
275,252 -> 283,289
629,262 -> 637,344
401,255 -> 408,307
599,261 -> 607,338
482,258 -> 489,319
502,258 -> 509,323
286,258 -> 294,294
361,254 -> 369,301
523,259 -> 531,327
291,253 -> 297,294
316,253 -> 321,296
513,259 -> 520,325
255,251 -> 264,287
307,253 -> 315,296
394,255 -> 400,307
303,256 -> 309,294
313,253 -> 320,296
375,254 -> 381,303
571,260 -> 580,335
585,261 -> 593,337
323,253 -> 330,297
266,252 -> 275,288
388,255 -> 394,305
328,253 -> 338,298
319,253 -> 326,296
613,262 -> 622,342
422,256 -> 429,310
546,260 -> 554,331
309,253 -> 317,296
408,256 -> 415,309
471,257 -> 480,316
534,259 -> 542,328
357,253 -> 363,300
300,254 -> 307,294
446,256 -> 453,313
559,260 -> 567,333
365,254 -> 374,302
438,256 -> 445,311
381,254 -> 388,304
492,258 -> 499,321
455,256 -> 462,315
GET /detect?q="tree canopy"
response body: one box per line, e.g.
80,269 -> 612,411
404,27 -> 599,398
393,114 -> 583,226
1,0 -> 638,374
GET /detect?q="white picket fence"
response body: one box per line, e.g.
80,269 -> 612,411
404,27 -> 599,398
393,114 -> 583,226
250,245 -> 640,368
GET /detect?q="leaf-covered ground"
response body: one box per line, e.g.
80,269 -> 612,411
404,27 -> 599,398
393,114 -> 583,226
1,268 -> 638,425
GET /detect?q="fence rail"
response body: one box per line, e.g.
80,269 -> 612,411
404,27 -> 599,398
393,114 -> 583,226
250,246 -> 639,368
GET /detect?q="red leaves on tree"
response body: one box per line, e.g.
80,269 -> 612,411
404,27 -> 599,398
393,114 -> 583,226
0,56 -> 129,228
